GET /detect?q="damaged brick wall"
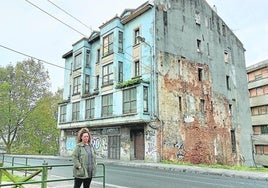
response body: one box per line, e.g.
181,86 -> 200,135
157,52 -> 241,165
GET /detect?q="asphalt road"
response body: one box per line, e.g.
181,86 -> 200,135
2,156 -> 268,188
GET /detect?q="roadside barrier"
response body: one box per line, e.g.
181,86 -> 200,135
0,155 -> 105,188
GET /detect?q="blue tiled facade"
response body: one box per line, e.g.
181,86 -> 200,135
58,2 -> 156,161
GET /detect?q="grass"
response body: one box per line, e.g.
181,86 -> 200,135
161,160 -> 268,172
1,173 -> 24,182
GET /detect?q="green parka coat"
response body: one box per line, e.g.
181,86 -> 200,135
72,142 -> 97,178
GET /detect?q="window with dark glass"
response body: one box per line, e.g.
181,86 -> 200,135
134,60 -> 140,77
226,75 -> 230,90
73,76 -> 81,95
60,105 -> 67,123
134,28 -> 140,45
96,49 -> 100,63
102,63 -> 113,86
118,61 -> 123,83
123,87 -> 137,114
197,39 -> 201,52
178,60 -> 181,75
74,52 -> 82,70
178,96 -> 182,112
85,75 -> 90,94
95,75 -> 99,90
231,130 -> 236,153
222,24 -> 226,36
102,94 -> 113,117
119,31 -> 123,53
86,50 -> 90,68
163,11 -> 168,26
72,102 -> 80,121
200,99 -> 205,113
103,33 -> 113,56
261,125 -> 268,134
229,104 -> 232,116
85,98 -> 94,119
198,68 -> 203,81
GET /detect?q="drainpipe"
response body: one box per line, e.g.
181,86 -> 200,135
153,4 -> 158,120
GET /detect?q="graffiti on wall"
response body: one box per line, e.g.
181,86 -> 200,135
66,137 -> 76,151
92,137 -> 101,150
92,136 -> 108,152
174,142 -> 186,160
145,129 -> 157,157
145,129 -> 155,140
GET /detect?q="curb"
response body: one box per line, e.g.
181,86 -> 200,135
100,160 -> 268,181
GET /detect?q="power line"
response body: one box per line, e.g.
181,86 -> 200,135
25,0 -> 87,37
0,44 -> 69,71
0,44 -> 151,82
0,44 -> 155,96
47,0 -> 93,32
8,1 -> 154,81
25,0 -> 152,73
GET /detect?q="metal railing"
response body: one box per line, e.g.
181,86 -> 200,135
0,154 -> 105,188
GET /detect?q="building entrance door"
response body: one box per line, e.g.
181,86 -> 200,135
132,129 -> 144,160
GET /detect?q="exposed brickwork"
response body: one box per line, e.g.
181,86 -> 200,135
157,53 -> 241,165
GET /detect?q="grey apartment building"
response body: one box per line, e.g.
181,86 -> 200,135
247,59 -> 268,167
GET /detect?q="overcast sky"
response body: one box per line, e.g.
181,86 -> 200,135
1,0 -> 267,92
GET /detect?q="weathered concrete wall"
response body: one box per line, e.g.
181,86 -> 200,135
157,54 -> 241,165
145,124 -> 158,162
120,127 -> 131,161
154,0 -> 253,166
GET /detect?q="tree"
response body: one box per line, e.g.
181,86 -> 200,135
0,59 -> 50,153
13,90 -> 62,155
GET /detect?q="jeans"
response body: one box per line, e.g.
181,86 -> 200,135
74,177 -> 92,188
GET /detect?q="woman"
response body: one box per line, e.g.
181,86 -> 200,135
72,127 -> 97,188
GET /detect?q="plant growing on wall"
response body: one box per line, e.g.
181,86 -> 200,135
115,77 -> 142,89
